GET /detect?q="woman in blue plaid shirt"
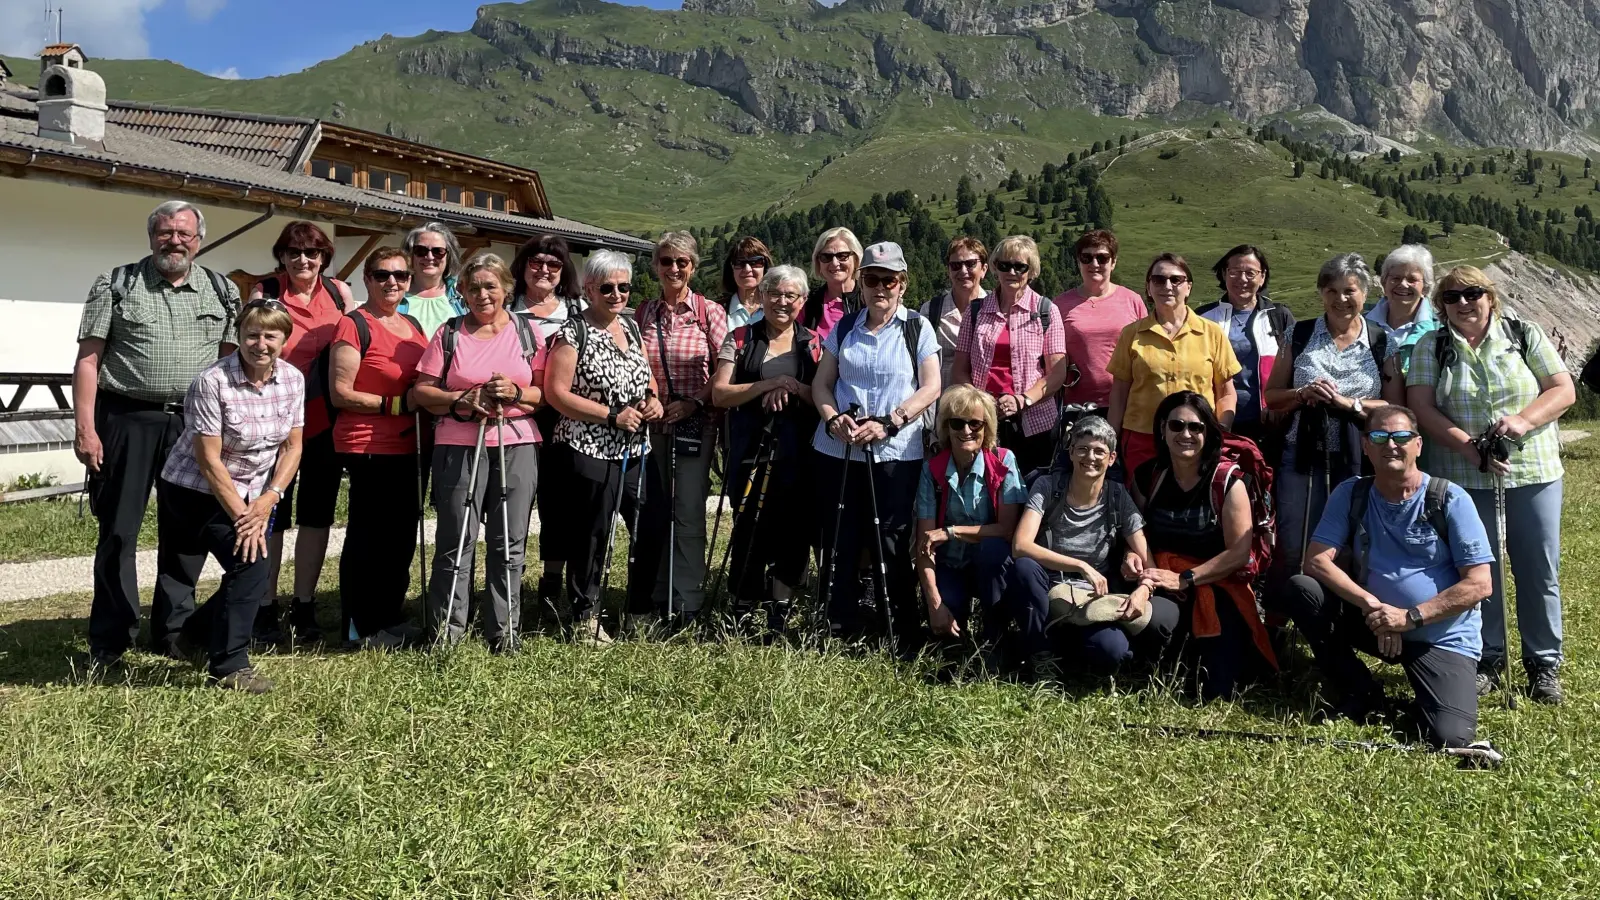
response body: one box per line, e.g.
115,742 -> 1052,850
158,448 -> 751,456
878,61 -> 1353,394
1407,266 -> 1575,705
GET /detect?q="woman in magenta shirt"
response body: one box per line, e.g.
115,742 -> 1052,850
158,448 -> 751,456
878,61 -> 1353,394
329,247 -> 429,647
412,252 -> 545,652
1051,229 -> 1148,420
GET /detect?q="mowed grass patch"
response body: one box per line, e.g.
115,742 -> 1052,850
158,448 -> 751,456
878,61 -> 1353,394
0,431 -> 1597,896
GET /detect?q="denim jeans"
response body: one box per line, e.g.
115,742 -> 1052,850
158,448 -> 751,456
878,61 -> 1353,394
1467,478 -> 1563,668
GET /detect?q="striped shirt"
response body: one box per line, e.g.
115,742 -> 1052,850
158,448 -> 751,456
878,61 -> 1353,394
161,353 -> 305,500
77,258 -> 240,404
1408,314 -> 1566,489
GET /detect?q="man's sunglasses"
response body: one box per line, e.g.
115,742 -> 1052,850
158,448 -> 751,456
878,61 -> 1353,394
1439,286 -> 1487,306
412,247 -> 448,259
597,283 -> 631,296
994,261 -> 1029,275
947,258 -> 983,272
1165,419 -> 1206,436
1078,252 -> 1112,266
816,251 -> 855,264
368,269 -> 411,283
1367,429 -> 1419,445
948,417 -> 985,434
733,256 -> 770,269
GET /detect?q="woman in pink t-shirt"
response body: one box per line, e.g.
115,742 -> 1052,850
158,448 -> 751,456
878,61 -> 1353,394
411,253 -> 546,652
1051,229 -> 1148,418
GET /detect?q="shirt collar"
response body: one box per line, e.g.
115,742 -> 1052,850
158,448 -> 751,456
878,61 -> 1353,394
1367,297 -> 1435,330
945,450 -> 987,487
1144,308 -> 1202,338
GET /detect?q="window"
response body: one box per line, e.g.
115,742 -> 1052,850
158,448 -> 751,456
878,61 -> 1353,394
473,191 -> 507,212
370,168 -> 409,195
426,181 -> 464,204
310,159 -> 354,185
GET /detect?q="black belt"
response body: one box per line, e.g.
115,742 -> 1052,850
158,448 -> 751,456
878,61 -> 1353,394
104,390 -> 183,415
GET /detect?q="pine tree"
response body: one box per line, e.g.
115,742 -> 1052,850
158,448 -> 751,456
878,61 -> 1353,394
955,175 -> 976,215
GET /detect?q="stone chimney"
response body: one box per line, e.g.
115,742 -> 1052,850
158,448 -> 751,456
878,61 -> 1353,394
36,50 -> 106,146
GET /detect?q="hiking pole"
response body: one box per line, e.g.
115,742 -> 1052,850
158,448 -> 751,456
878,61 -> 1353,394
711,417 -> 776,612
667,428 -> 678,625
1125,724 -> 1505,769
596,437 -> 634,643
819,406 -> 861,635
1475,429 -> 1517,708
861,430 -> 896,655
624,429 -> 648,636
416,411 -> 428,613
494,411 -> 517,651
726,435 -> 777,621
705,438 -> 729,578
440,415 -> 489,648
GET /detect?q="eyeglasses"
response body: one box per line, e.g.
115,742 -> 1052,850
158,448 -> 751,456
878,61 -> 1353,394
733,256 -> 770,269
598,283 -> 631,297
948,417 -> 985,434
284,248 -> 323,261
153,229 -> 199,244
860,273 -> 901,289
1071,444 -> 1110,459
1078,252 -> 1112,266
368,269 -> 411,283
526,257 -> 563,272
658,257 -> 694,270
817,251 -> 855,264
244,298 -> 288,313
994,261 -> 1029,275
1165,419 -> 1206,436
947,258 -> 983,272
1439,286 -> 1487,305
766,291 -> 805,303
1366,429 -> 1419,446
1226,268 -> 1262,280
1150,274 -> 1191,287
413,246 -> 448,260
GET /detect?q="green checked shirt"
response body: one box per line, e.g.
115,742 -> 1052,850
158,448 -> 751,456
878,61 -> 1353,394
77,258 -> 240,404
1408,313 -> 1566,490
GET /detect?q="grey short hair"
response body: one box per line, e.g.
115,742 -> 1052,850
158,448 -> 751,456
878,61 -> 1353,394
654,231 -> 699,266
1068,415 -> 1118,453
1316,252 -> 1373,292
402,222 -> 463,278
759,264 -> 808,297
1380,244 -> 1435,297
583,249 -> 633,285
147,200 -> 206,240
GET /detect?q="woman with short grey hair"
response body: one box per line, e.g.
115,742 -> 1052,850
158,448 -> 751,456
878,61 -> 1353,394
1263,252 -> 1392,594
399,222 -> 466,340
545,249 -> 664,644
1369,243 -> 1438,385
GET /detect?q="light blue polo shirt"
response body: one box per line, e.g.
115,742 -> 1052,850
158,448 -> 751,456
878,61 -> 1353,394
812,304 -> 941,462
1365,297 -> 1438,377
914,447 -> 1028,567
1312,474 -> 1494,660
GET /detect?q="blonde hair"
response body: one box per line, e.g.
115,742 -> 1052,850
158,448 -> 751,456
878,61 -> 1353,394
237,301 -> 294,341
934,385 -> 999,451
1431,265 -> 1502,319
654,231 -> 700,267
811,227 -> 863,280
993,235 -> 1041,280
460,252 -> 514,291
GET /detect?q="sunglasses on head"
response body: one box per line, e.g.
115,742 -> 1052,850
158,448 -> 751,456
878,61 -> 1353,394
733,256 -> 769,269
245,298 -> 288,313
368,268 -> 411,283
658,256 -> 694,270
860,272 -> 901,289
1150,274 -> 1190,287
597,283 -> 631,297
1367,429 -> 1419,445
948,417 -> 985,434
413,246 -> 448,259
817,250 -> 854,264
1078,252 -> 1112,266
947,258 -> 983,272
1165,419 -> 1206,436
283,248 -> 323,261
1439,286 -> 1487,306
994,260 -> 1029,275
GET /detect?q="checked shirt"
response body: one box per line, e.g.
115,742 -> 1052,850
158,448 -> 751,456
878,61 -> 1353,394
161,353 -> 305,500
637,292 -> 729,423
956,286 -> 1067,437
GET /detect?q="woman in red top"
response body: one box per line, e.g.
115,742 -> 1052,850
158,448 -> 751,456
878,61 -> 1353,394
247,221 -> 355,644
330,246 -> 428,647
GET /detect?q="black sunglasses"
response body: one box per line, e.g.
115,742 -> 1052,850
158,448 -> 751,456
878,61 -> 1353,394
368,269 -> 411,282
1439,286 -> 1487,306
860,272 -> 901,289
732,256 -> 769,269
1165,419 -> 1206,436
412,247 -> 448,259
1078,252 -> 1112,266
1367,429 -> 1419,445
994,261 -> 1029,275
947,258 -> 983,272
283,247 -> 323,261
817,250 -> 854,264
948,417 -> 985,433
1150,274 -> 1190,286
598,283 -> 631,296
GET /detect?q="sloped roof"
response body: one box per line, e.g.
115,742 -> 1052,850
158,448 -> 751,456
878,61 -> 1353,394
106,101 -> 319,172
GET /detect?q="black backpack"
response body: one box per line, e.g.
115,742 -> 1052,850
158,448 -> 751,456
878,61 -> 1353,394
1339,475 -> 1452,585
565,312 -> 643,367
835,306 -> 930,389
109,261 -> 235,322
1433,317 -> 1533,371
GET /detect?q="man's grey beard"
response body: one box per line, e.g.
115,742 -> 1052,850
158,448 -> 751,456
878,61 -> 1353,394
153,250 -> 192,276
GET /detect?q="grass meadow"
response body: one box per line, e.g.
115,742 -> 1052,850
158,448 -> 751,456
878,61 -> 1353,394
0,431 -> 1597,897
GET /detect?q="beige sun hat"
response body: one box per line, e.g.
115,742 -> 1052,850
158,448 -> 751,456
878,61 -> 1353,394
1047,581 -> 1153,635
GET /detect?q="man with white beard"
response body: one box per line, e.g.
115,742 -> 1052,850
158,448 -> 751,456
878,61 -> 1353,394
74,200 -> 241,667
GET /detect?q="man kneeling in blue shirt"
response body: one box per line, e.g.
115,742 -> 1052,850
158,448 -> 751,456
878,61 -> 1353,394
1285,405 -> 1494,748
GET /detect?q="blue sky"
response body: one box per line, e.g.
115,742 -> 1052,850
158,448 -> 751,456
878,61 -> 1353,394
0,1 -> 686,79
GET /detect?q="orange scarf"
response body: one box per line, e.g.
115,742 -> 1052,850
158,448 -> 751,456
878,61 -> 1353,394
1154,550 -> 1278,671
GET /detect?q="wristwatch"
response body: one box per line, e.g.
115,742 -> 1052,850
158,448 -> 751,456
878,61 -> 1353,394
1178,569 -> 1196,590
1406,607 -> 1425,629
265,485 -> 285,501
607,404 -> 622,428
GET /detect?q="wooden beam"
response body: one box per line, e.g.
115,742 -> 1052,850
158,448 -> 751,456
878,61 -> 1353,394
334,225 -> 386,237
337,233 -> 384,282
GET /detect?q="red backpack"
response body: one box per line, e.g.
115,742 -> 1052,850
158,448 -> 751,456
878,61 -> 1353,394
929,447 -> 1010,529
1146,433 -> 1276,580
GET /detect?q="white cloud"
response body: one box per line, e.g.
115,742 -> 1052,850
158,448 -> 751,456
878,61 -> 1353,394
185,0 -> 227,21
209,66 -> 241,79
0,0 -> 164,59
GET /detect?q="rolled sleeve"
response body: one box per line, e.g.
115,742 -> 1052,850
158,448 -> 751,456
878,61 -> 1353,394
999,449 -> 1028,504
1524,322 -> 1567,379
1042,314 -> 1067,357
1408,336 -> 1441,389
185,370 -> 225,437
914,462 -> 939,520
915,315 -> 941,364
77,272 -> 115,342
718,331 -> 739,365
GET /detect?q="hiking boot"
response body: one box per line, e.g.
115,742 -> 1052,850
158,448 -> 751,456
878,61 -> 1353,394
1526,662 -> 1563,705
212,667 -> 274,695
574,617 -> 613,647
1028,651 -> 1063,685
288,600 -> 322,643
1475,662 -> 1503,697
150,633 -> 195,662
252,602 -> 286,645
79,650 -> 125,678
359,626 -> 410,652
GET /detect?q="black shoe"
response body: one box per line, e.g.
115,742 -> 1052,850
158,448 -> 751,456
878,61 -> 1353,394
288,600 -> 322,643
150,634 -> 194,661
79,650 -> 125,677
1526,662 -> 1563,705
253,603 -> 286,645
1476,659 -> 1505,697
1327,688 -> 1390,725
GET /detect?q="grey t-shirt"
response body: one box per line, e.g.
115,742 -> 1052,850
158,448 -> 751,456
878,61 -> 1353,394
1025,475 -> 1145,581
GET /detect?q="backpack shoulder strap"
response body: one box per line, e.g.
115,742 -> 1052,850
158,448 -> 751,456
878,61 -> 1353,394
1209,460 -> 1239,516
1291,318 -> 1316,360
1346,475 -> 1376,582
925,292 -> 948,324
438,315 -> 463,382
108,264 -> 138,304
903,312 -> 925,387
321,276 -> 348,313
1423,475 -> 1452,542
1368,325 -> 1389,379
257,274 -> 283,300
1505,318 -> 1534,367
510,312 -> 538,360
1435,325 -> 1455,369
930,450 -> 952,529
984,448 -> 1007,512
1268,303 -> 1292,339
346,309 -> 373,358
